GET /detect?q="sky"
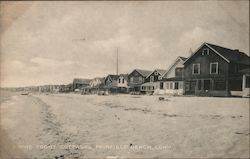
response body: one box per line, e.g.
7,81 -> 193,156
0,1 -> 249,87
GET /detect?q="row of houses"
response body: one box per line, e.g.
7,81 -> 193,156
72,42 -> 250,97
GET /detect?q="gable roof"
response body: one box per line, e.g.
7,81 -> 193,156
184,42 -> 250,65
106,74 -> 119,81
91,77 -> 105,82
130,69 -> 152,77
155,69 -> 167,75
73,78 -> 91,85
146,69 -> 167,78
206,43 -> 250,65
119,74 -> 129,81
179,56 -> 188,61
163,56 -> 187,77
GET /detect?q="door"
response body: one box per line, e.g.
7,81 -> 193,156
185,80 -> 196,95
204,80 -> 211,90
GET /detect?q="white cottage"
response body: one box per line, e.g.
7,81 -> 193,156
117,74 -> 129,93
162,56 -> 187,95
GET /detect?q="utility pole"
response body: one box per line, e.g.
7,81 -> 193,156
116,47 -> 119,75
116,48 -> 119,94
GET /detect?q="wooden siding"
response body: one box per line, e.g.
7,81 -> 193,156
184,45 -> 229,80
128,70 -> 145,85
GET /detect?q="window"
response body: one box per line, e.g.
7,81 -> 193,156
130,77 -> 133,83
174,82 -> 179,90
150,76 -> 154,82
141,86 -> 144,90
193,64 -> 200,74
210,62 -> 218,74
175,68 -> 183,77
204,80 -> 211,90
158,76 -> 162,80
160,82 -> 164,89
122,79 -> 124,83
154,72 -> 158,75
202,48 -> 209,55
118,78 -> 121,83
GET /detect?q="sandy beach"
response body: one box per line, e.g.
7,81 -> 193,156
0,91 -> 249,158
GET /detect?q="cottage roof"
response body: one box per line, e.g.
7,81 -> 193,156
163,76 -> 184,81
146,69 -> 167,78
106,74 -> 119,80
163,56 -> 187,78
73,78 -> 91,85
93,77 -> 105,82
179,56 -> 188,61
185,42 -> 250,65
134,69 -> 152,77
119,74 -> 129,81
155,69 -> 167,75
206,43 -> 250,65
141,82 -> 155,86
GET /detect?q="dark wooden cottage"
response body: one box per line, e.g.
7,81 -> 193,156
141,69 -> 166,94
128,69 -> 152,93
72,78 -> 91,92
183,42 -> 250,96
104,74 -> 119,94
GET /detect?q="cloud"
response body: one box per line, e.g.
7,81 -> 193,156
0,1 -> 249,87
30,57 -> 73,68
179,27 -> 214,48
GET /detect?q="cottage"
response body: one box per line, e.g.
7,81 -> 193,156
104,74 -> 119,94
90,77 -> 104,87
183,42 -> 250,96
73,78 -> 91,90
162,56 -> 187,95
72,78 -> 91,94
89,77 -> 105,94
141,69 -> 166,95
240,68 -> 250,97
128,69 -> 152,93
117,74 -> 129,93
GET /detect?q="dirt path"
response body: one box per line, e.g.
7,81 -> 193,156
1,93 -> 82,158
32,96 -> 83,158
